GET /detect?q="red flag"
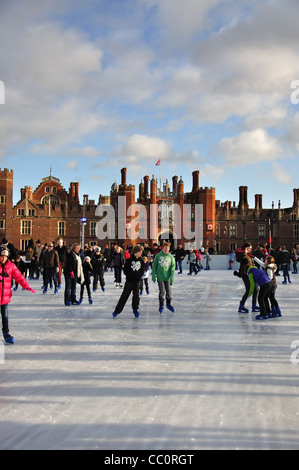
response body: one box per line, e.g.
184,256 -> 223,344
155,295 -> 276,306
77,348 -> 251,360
155,159 -> 161,166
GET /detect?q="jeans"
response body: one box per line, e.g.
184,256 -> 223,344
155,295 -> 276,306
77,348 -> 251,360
158,281 -> 172,307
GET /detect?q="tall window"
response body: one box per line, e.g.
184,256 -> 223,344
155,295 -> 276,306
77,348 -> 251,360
294,224 -> 299,238
229,224 -> 237,238
258,225 -> 265,238
58,221 -> 65,236
21,220 -> 31,235
90,221 -> 96,236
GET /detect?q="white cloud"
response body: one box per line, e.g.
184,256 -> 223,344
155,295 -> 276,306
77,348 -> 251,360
120,134 -> 171,161
66,160 -> 78,170
217,129 -> 282,167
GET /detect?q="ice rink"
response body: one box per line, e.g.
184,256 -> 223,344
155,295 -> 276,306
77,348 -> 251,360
1,268 -> 299,450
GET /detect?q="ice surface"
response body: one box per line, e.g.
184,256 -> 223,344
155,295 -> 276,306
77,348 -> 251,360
1,269 -> 299,450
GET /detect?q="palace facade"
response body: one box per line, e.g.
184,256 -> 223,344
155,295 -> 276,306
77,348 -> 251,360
0,167 -> 298,252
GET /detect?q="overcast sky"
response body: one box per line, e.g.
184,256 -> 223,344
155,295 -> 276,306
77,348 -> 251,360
0,0 -> 299,207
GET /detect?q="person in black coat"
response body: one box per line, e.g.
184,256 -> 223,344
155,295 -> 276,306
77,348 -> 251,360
91,248 -> 105,292
111,246 -> 125,287
112,245 -> 145,318
175,245 -> 186,274
64,244 -> 84,305
277,246 -> 292,284
80,256 -> 93,304
55,238 -> 68,288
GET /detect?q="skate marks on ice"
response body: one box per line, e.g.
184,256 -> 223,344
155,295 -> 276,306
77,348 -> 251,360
1,271 -> 299,449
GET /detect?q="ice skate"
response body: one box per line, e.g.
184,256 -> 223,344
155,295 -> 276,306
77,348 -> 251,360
271,306 -> 282,317
89,298 -> 93,304
112,312 -> 118,318
3,331 -> 14,344
255,314 -> 269,320
166,304 -> 175,313
159,305 -> 164,314
252,304 -> 260,312
133,309 -> 140,318
238,303 -> 249,313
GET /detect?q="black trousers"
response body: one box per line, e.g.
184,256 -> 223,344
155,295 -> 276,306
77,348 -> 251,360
258,282 -> 272,316
80,283 -> 91,300
114,281 -> 140,314
1,304 -> 9,333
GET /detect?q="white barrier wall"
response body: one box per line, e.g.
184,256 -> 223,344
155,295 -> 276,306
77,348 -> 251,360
181,254 -> 240,271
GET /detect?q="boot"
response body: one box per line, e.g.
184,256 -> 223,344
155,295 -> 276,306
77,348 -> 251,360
252,304 -> 260,313
238,303 -> 249,313
3,331 -> 14,344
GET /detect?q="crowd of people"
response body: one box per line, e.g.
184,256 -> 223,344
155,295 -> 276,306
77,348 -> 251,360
0,235 -> 297,343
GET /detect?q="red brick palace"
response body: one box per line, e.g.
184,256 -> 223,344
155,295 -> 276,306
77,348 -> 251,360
0,167 -> 298,252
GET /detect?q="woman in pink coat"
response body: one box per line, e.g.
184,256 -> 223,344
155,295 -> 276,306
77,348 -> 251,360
0,246 -> 35,344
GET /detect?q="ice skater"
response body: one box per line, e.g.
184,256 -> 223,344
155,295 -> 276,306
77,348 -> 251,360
187,249 -> 198,275
152,242 -> 175,314
91,247 -> 105,292
254,255 -> 281,317
112,245 -> 145,318
140,255 -> 150,295
247,265 -> 273,320
80,256 -> 93,304
234,242 -> 259,313
64,243 -> 85,306
204,249 -> 211,270
0,246 -> 35,344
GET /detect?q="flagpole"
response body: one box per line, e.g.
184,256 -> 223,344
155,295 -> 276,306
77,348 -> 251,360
160,159 -> 162,192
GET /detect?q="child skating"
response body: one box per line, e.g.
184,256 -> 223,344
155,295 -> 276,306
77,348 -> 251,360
80,256 -> 93,304
254,255 -> 282,317
152,242 -> 175,314
112,245 -> 145,318
140,255 -> 150,295
0,246 -> 35,344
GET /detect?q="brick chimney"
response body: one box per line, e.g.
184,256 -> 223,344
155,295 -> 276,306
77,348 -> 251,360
121,168 -> 127,186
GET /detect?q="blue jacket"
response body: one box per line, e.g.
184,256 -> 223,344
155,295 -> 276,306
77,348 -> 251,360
248,266 -> 271,287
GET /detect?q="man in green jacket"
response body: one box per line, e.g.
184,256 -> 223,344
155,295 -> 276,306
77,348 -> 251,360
152,242 -> 175,314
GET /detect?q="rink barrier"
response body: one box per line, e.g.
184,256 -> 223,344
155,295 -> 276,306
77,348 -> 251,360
180,254 -> 239,271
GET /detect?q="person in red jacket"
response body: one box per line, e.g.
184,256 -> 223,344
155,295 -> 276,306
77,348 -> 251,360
0,246 -> 35,344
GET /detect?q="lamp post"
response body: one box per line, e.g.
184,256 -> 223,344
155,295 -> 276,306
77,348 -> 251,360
80,217 -> 87,247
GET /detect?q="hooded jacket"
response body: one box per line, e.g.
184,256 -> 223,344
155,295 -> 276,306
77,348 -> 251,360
152,251 -> 175,285
123,255 -> 145,283
0,260 -> 30,305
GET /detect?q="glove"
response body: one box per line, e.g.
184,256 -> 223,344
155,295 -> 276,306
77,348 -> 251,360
27,288 -> 35,293
70,271 -> 75,279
